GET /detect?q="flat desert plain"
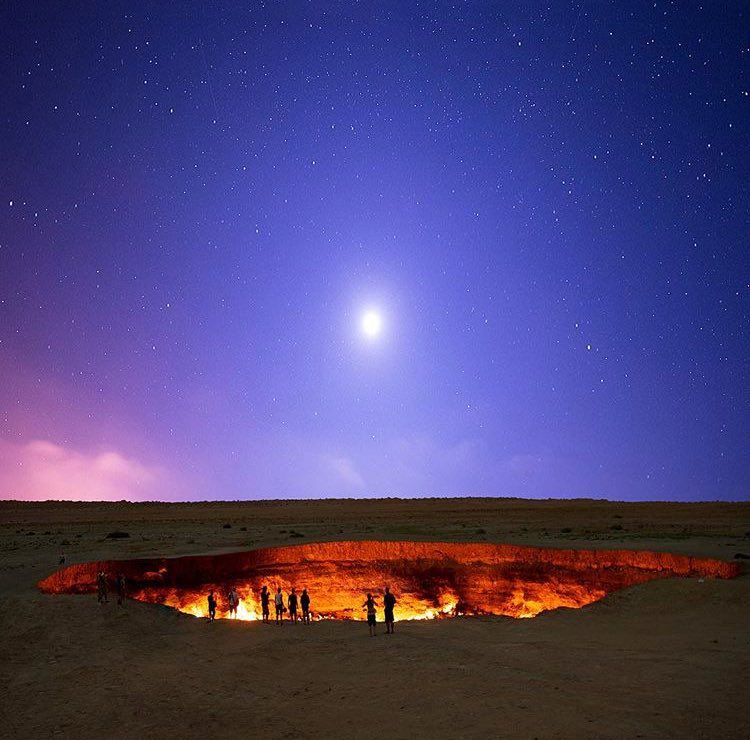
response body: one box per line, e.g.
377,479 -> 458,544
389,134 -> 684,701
0,498 -> 748,739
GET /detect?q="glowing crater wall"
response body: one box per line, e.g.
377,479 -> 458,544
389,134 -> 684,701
38,541 -> 740,621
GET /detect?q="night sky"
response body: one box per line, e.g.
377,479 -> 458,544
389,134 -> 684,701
1,2 -> 748,502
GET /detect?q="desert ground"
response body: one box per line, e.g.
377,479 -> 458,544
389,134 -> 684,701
0,498 -> 748,739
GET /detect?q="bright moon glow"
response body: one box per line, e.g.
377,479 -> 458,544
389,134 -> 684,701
361,310 -> 383,337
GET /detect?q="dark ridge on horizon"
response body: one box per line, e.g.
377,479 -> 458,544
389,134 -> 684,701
1,496 -> 747,506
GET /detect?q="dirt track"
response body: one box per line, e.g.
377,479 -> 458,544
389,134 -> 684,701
1,498 -> 748,739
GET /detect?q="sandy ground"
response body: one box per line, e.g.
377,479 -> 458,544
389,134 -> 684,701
0,498 -> 748,739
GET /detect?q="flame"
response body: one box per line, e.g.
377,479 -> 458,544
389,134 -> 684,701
127,581 -> 609,622
39,540 -> 740,623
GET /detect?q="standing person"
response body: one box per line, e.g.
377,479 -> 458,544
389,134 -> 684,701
260,586 -> 270,624
363,593 -> 378,637
228,586 -> 239,618
300,588 -> 311,625
274,587 -> 285,626
383,586 -> 397,634
59,552 -> 66,566
116,573 -> 127,606
97,571 -> 108,604
207,590 -> 217,622
288,588 -> 298,624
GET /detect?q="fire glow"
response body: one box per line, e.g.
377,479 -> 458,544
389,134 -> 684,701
38,541 -> 739,622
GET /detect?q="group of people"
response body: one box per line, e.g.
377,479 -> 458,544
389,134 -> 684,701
266,586 -> 312,625
93,571 -> 398,633
364,586 -> 397,636
206,586 -> 244,622
96,571 -> 127,606
206,585 -> 398,634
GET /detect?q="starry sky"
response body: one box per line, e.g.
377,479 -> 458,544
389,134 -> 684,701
1,1 -> 748,502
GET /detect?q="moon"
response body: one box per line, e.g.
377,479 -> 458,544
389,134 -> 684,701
361,310 -> 383,338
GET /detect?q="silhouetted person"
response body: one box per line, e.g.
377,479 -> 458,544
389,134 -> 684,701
97,571 -> 108,604
384,586 -> 397,634
116,573 -> 127,606
274,587 -> 284,625
59,552 -> 66,566
260,586 -> 270,623
208,590 -> 217,622
363,593 -> 378,636
300,588 -> 311,625
228,587 -> 239,618
288,588 -> 298,623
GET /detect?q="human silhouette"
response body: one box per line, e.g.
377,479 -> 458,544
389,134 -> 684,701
260,585 -> 270,623
288,588 -> 298,623
384,586 -> 397,634
274,587 -> 284,625
228,586 -> 239,618
300,588 -> 311,625
207,590 -> 217,622
363,593 -> 378,636
116,573 -> 126,606
96,571 -> 108,603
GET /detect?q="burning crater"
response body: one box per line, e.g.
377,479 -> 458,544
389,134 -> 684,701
38,541 -> 739,621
